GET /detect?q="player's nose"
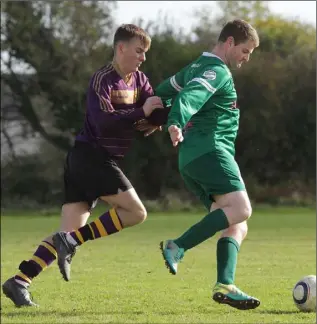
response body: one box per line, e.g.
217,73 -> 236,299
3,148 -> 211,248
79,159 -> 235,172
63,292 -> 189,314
140,53 -> 146,62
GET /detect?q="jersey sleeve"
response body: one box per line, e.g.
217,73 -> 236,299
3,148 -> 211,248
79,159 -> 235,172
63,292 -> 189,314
155,75 -> 180,101
149,71 -> 185,126
167,65 -> 230,129
87,74 -> 145,130
137,73 -> 154,107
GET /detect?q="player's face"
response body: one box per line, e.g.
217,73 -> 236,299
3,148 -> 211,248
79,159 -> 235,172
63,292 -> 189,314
119,37 -> 149,73
227,39 -> 257,69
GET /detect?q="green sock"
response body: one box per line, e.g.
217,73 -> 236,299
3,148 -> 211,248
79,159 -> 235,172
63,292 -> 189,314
174,209 -> 229,251
217,237 -> 240,285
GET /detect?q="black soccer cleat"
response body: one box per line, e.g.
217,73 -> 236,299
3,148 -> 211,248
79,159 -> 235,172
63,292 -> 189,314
212,282 -> 260,310
2,277 -> 38,307
52,232 -> 77,282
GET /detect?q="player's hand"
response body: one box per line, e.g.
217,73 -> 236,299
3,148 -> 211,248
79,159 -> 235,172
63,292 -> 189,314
134,119 -> 162,137
142,96 -> 163,117
168,125 -> 183,147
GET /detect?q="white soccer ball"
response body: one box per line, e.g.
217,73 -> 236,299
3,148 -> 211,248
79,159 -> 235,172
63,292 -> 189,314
293,275 -> 316,312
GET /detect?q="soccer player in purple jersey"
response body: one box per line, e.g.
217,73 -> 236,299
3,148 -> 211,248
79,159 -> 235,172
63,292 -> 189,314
2,24 -> 163,307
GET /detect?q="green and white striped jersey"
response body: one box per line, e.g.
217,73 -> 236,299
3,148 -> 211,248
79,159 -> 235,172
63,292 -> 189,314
155,52 -> 239,168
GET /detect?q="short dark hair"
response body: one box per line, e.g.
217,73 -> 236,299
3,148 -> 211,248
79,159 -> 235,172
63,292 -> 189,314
113,24 -> 151,49
218,19 -> 259,46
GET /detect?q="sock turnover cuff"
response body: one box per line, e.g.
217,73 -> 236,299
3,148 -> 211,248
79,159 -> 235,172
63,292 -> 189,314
217,236 -> 240,252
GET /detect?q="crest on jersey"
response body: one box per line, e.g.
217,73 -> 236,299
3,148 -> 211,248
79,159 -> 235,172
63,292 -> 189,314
203,70 -> 216,80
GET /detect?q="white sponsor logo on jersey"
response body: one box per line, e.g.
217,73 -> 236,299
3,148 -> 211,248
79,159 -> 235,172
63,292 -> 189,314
203,70 -> 216,80
191,63 -> 201,68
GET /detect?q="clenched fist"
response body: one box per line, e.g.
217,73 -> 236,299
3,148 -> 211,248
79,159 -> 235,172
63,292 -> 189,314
142,96 -> 163,117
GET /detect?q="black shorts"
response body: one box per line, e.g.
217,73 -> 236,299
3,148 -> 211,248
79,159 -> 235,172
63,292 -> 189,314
63,141 -> 133,209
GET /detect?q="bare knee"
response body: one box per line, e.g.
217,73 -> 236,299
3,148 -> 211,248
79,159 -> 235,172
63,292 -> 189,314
231,193 -> 252,221
101,189 -> 147,227
214,191 -> 252,224
230,203 -> 251,224
239,202 -> 252,221
115,203 -> 147,227
133,205 -> 147,224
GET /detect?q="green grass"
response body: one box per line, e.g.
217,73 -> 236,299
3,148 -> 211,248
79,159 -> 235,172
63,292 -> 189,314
1,207 -> 316,323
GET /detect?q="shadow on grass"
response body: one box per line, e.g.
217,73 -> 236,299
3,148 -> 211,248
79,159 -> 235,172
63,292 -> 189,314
258,309 -> 302,315
4,310 -> 144,317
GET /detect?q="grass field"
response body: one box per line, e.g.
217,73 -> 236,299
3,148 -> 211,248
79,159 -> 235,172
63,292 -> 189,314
1,207 -> 316,323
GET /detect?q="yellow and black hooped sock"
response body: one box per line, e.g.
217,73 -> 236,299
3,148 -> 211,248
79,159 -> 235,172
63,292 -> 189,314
14,240 -> 57,287
69,208 -> 123,245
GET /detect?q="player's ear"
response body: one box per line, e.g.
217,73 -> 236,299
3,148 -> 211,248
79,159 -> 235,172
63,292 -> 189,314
116,41 -> 125,54
227,36 -> 235,48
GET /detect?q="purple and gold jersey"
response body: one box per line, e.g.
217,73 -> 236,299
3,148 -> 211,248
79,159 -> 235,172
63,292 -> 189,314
76,63 -> 153,158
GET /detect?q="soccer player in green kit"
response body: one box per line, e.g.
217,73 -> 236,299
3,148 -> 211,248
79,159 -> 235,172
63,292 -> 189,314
156,19 -> 261,310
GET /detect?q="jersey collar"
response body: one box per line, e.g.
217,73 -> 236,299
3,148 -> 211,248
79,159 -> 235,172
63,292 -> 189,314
202,52 -> 224,63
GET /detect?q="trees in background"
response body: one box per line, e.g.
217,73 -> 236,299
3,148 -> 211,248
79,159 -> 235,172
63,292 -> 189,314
1,1 -> 315,207
1,1 -> 116,152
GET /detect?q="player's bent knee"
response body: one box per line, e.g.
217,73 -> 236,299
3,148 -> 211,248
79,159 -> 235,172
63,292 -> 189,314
214,191 -> 252,223
241,204 -> 252,221
125,203 -> 147,226
236,195 -> 252,221
134,205 -> 147,224
231,204 -> 252,223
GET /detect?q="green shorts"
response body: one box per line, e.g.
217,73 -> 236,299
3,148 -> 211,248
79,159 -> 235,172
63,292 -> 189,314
180,151 -> 246,210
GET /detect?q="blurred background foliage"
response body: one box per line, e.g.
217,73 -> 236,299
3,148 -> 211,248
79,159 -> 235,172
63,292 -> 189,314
1,1 -> 315,210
